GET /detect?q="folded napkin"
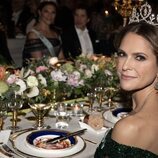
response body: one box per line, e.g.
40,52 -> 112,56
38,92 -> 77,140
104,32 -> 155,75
0,153 -> 9,158
79,121 -> 108,135
0,130 -> 11,144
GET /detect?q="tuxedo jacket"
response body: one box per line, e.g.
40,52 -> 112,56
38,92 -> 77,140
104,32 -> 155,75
61,26 -> 99,59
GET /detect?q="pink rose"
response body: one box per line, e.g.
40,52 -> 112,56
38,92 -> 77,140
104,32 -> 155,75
36,66 -> 48,73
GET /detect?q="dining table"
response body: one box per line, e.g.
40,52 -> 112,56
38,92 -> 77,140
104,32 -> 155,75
0,100 -> 116,158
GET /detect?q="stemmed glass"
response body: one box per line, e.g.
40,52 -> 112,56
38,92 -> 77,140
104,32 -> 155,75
29,103 -> 52,129
7,94 -> 23,131
104,87 -> 118,109
87,92 -> 96,113
94,87 -> 105,112
0,101 -> 7,130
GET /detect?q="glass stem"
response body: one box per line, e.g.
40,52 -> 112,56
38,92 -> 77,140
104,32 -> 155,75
37,112 -> 44,128
0,117 -> 3,130
12,110 -> 18,128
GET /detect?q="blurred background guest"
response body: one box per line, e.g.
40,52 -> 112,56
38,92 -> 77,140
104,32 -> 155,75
7,0 -> 32,38
55,0 -> 75,32
25,0 -> 40,34
90,0 -> 123,56
22,1 -> 64,66
0,22 -> 14,65
61,3 -> 99,59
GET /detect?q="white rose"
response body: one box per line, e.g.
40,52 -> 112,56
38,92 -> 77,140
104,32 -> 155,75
27,86 -> 39,98
15,79 -> 27,95
26,76 -> 38,87
104,69 -> 113,76
38,74 -> 47,87
91,64 -> 99,73
85,69 -> 92,78
49,57 -> 58,65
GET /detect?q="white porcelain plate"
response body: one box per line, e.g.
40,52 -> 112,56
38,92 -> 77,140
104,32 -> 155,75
13,130 -> 86,158
103,108 -> 132,124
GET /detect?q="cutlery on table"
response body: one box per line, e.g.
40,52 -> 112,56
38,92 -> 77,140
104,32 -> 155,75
0,147 -> 14,157
45,128 -> 87,144
2,144 -> 27,158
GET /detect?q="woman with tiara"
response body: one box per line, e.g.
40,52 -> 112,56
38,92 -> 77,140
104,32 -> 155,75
22,1 -> 64,66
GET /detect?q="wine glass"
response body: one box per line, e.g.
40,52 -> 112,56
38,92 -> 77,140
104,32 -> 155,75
0,101 -> 7,130
94,87 -> 105,112
29,103 -> 52,129
7,95 -> 23,131
87,92 -> 96,113
104,87 -> 118,109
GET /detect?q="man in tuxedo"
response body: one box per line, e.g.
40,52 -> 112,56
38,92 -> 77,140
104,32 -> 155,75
61,4 -> 99,59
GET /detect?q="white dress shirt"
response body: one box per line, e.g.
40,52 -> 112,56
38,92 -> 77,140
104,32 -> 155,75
75,26 -> 94,55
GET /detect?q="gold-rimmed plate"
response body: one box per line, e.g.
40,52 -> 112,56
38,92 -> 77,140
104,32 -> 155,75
12,130 -> 86,158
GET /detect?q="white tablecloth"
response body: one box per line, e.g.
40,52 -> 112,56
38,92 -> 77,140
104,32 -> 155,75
1,110 -> 106,158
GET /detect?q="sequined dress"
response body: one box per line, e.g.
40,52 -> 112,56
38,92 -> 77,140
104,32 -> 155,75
94,129 -> 158,158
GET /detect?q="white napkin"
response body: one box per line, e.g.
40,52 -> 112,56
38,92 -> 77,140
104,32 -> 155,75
79,121 -> 108,135
103,110 -> 119,124
0,130 -> 11,144
0,153 -> 9,158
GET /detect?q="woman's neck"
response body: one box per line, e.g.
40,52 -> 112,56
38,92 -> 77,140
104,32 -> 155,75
36,21 -> 50,32
132,88 -> 156,112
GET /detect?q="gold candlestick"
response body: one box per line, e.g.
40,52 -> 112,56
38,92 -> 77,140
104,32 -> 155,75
114,0 -> 144,26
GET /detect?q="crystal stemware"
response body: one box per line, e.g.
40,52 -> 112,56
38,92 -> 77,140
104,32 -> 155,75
104,87 -> 118,109
7,95 -> 23,131
55,102 -> 69,129
0,101 -> 7,130
87,92 -> 96,113
94,87 -> 105,112
29,103 -> 51,129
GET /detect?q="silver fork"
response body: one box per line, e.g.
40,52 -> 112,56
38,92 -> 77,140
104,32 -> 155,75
0,147 -> 14,157
2,144 -> 26,158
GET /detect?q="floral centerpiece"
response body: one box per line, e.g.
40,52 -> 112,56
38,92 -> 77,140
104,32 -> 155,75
0,54 -> 119,106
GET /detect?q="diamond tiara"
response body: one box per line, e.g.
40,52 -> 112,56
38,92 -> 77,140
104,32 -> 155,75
129,1 -> 158,26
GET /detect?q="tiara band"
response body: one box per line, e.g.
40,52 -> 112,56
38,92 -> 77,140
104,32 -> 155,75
129,2 -> 158,26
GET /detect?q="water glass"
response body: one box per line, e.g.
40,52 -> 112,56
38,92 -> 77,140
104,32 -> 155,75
71,102 -> 83,116
55,102 -> 69,129
0,102 -> 7,130
7,94 -> 23,131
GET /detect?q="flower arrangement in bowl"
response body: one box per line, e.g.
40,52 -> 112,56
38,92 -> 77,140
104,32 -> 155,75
0,54 -> 120,106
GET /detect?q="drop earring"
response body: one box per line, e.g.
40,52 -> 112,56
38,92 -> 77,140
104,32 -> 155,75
155,76 -> 158,90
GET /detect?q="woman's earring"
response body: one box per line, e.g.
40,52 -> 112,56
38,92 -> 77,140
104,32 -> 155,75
155,77 -> 158,90
155,82 -> 158,90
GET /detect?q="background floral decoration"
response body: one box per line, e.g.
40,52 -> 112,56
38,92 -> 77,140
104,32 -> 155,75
0,54 -> 119,105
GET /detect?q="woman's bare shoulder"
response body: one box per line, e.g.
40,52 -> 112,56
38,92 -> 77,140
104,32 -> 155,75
27,28 -> 39,39
111,115 -> 145,146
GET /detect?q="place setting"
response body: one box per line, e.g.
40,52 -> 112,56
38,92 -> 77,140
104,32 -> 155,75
10,128 -> 87,158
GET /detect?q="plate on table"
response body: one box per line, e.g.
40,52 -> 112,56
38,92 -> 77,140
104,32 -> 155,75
112,107 -> 132,119
13,130 -> 86,158
26,130 -> 76,151
103,107 -> 132,124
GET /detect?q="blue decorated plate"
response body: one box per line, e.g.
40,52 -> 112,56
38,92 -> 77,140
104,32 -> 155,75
13,130 -> 86,157
26,129 -> 76,151
112,107 -> 132,119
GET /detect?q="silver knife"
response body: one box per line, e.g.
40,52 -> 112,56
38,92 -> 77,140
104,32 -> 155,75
46,128 -> 87,144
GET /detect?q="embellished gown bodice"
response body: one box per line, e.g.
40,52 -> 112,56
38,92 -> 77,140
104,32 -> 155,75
94,129 -> 158,158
